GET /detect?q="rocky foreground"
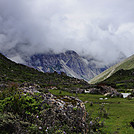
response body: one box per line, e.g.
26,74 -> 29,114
0,83 -> 89,134
0,82 -> 124,134
21,83 -> 86,132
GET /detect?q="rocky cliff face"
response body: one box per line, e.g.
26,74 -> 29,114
25,50 -> 112,81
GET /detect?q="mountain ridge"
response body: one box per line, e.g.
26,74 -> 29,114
89,54 -> 134,84
24,50 -> 117,81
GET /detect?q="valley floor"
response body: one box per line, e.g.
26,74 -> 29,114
50,89 -> 134,134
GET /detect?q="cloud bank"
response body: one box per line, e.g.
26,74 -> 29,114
0,0 -> 134,63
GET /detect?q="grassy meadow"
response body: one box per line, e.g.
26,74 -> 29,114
50,89 -> 134,134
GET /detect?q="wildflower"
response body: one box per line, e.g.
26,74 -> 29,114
39,127 -> 42,129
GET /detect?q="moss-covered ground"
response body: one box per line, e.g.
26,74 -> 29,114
50,89 -> 134,134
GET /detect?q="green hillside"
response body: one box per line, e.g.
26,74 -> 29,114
101,68 -> 134,89
0,53 -> 89,89
89,54 -> 134,84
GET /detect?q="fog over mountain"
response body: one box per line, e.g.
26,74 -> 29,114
0,0 -> 134,64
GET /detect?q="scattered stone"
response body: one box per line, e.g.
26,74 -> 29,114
90,102 -> 93,106
84,101 -> 88,104
85,85 -> 123,98
130,121 -> 134,128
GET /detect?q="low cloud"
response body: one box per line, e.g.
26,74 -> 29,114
0,0 -> 134,63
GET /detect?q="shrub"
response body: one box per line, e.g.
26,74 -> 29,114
98,104 -> 109,118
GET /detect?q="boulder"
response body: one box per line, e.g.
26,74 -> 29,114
89,88 -> 101,94
105,91 -> 123,98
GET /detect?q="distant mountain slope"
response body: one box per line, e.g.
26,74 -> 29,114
0,53 -> 89,89
25,50 -> 112,81
102,68 -> 134,89
89,54 -> 134,84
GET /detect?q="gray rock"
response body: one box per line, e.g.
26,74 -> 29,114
25,50 -> 111,81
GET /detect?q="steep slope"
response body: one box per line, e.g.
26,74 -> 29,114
25,50 -> 111,81
0,52 -> 89,89
102,68 -> 134,89
89,54 -> 134,84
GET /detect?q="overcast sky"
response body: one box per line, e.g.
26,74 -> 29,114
0,0 -> 134,63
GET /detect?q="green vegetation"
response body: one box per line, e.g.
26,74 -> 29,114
0,84 -> 106,134
1,53 -> 134,133
50,89 -> 134,134
102,69 -> 134,89
0,53 -> 89,89
0,88 -> 48,134
0,53 -> 99,133
0,87 -> 84,134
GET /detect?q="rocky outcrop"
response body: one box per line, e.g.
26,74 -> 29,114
102,86 -> 123,98
85,85 -> 123,98
40,94 -> 86,133
104,91 -> 123,98
19,83 -> 87,133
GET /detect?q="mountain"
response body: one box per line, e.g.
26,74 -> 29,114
0,52 -> 89,90
89,54 -> 134,85
24,50 -> 115,81
3,48 -> 126,81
